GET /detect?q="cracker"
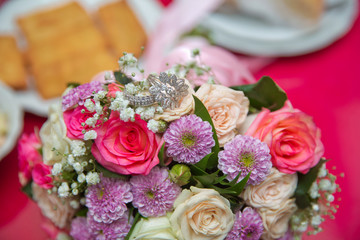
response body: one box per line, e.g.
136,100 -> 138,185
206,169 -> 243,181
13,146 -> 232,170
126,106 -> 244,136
33,51 -> 117,99
17,2 -> 117,99
17,2 -> 94,46
97,0 -> 147,57
0,36 -> 27,89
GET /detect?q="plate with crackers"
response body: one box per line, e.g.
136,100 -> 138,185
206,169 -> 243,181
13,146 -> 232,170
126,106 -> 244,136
0,0 -> 161,116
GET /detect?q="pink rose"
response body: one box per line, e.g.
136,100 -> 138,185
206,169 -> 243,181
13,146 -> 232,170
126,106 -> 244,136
63,104 -> 99,140
18,132 -> 42,186
92,113 -> 161,175
32,163 -> 53,189
107,82 -> 123,99
246,103 -> 324,174
158,38 -> 255,87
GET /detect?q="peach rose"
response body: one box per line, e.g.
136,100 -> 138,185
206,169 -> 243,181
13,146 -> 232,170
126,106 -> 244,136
154,79 -> 195,122
246,103 -> 324,174
32,183 -> 76,229
129,214 -> 177,239
170,187 -> 234,240
242,168 -> 298,209
195,84 -> 249,146
259,199 -> 297,240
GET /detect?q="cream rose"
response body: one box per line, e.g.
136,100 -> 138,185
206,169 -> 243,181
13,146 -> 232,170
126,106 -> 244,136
259,199 -> 297,240
170,187 -> 234,240
32,183 -> 76,229
154,79 -> 195,122
242,168 -> 298,209
40,103 -> 72,165
195,84 -> 249,146
129,215 -> 177,240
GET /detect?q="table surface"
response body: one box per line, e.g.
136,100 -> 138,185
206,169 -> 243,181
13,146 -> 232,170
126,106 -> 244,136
0,1 -> 360,239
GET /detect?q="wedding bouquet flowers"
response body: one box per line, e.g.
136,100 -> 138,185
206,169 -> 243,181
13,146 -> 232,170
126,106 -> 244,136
18,52 -> 340,240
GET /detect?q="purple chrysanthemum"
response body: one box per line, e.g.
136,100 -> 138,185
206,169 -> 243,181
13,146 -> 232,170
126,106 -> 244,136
62,81 -> 103,111
70,217 -> 91,240
86,175 -> 133,223
130,167 -> 181,217
163,114 -> 215,164
88,213 -> 132,240
218,135 -> 272,185
226,207 -> 264,240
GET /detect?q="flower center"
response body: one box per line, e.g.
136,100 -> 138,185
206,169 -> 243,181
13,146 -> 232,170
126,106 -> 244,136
97,188 -> 104,200
181,132 -> 196,148
240,153 -> 254,168
146,190 -> 155,199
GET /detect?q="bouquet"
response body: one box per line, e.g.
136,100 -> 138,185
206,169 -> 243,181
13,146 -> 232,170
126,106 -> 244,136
18,52 -> 340,240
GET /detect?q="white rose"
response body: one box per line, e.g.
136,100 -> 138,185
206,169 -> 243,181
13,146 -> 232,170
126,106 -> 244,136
259,199 -> 297,240
170,187 -> 234,240
32,183 -> 76,229
154,79 -> 194,122
40,103 -> 71,165
242,168 -> 298,209
195,84 -> 249,146
129,215 -> 177,240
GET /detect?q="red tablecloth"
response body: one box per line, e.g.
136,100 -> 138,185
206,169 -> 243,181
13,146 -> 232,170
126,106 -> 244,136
1,2 -> 359,239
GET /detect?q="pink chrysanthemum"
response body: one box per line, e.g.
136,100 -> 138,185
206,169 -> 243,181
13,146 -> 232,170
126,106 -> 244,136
130,167 -> 181,217
226,207 -> 263,240
86,175 -> 133,223
87,214 -> 132,240
62,81 -> 103,111
70,217 -> 91,240
163,114 -> 215,164
218,135 -> 272,185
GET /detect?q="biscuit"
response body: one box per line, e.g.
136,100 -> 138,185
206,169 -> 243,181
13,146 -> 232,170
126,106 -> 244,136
0,36 -> 27,89
17,2 -> 94,46
17,2 -> 118,99
97,1 -> 147,57
33,51 -> 117,99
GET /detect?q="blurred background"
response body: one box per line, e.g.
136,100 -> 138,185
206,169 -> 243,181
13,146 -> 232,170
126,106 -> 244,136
0,0 -> 359,239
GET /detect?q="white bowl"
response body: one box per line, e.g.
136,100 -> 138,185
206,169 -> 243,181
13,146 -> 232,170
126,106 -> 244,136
0,81 -> 24,160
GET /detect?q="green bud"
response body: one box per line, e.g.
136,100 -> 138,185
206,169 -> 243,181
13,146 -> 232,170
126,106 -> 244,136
192,48 -> 200,56
170,164 -> 191,186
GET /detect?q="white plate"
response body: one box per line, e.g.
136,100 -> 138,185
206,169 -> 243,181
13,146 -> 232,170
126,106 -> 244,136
201,0 -> 358,56
0,81 -> 24,160
0,0 -> 161,117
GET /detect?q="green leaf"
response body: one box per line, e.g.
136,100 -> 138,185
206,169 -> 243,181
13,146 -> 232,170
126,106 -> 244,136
62,171 -> 76,182
67,82 -> 80,88
21,181 -> 33,199
294,159 -> 327,209
193,153 -> 213,171
230,76 -> 287,111
124,211 -> 141,240
75,207 -> 88,217
190,164 -> 208,176
114,71 -> 132,85
192,171 -> 220,187
225,172 -> 251,195
193,95 -> 220,168
158,142 -> 166,167
212,186 -> 237,195
95,161 -> 129,180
